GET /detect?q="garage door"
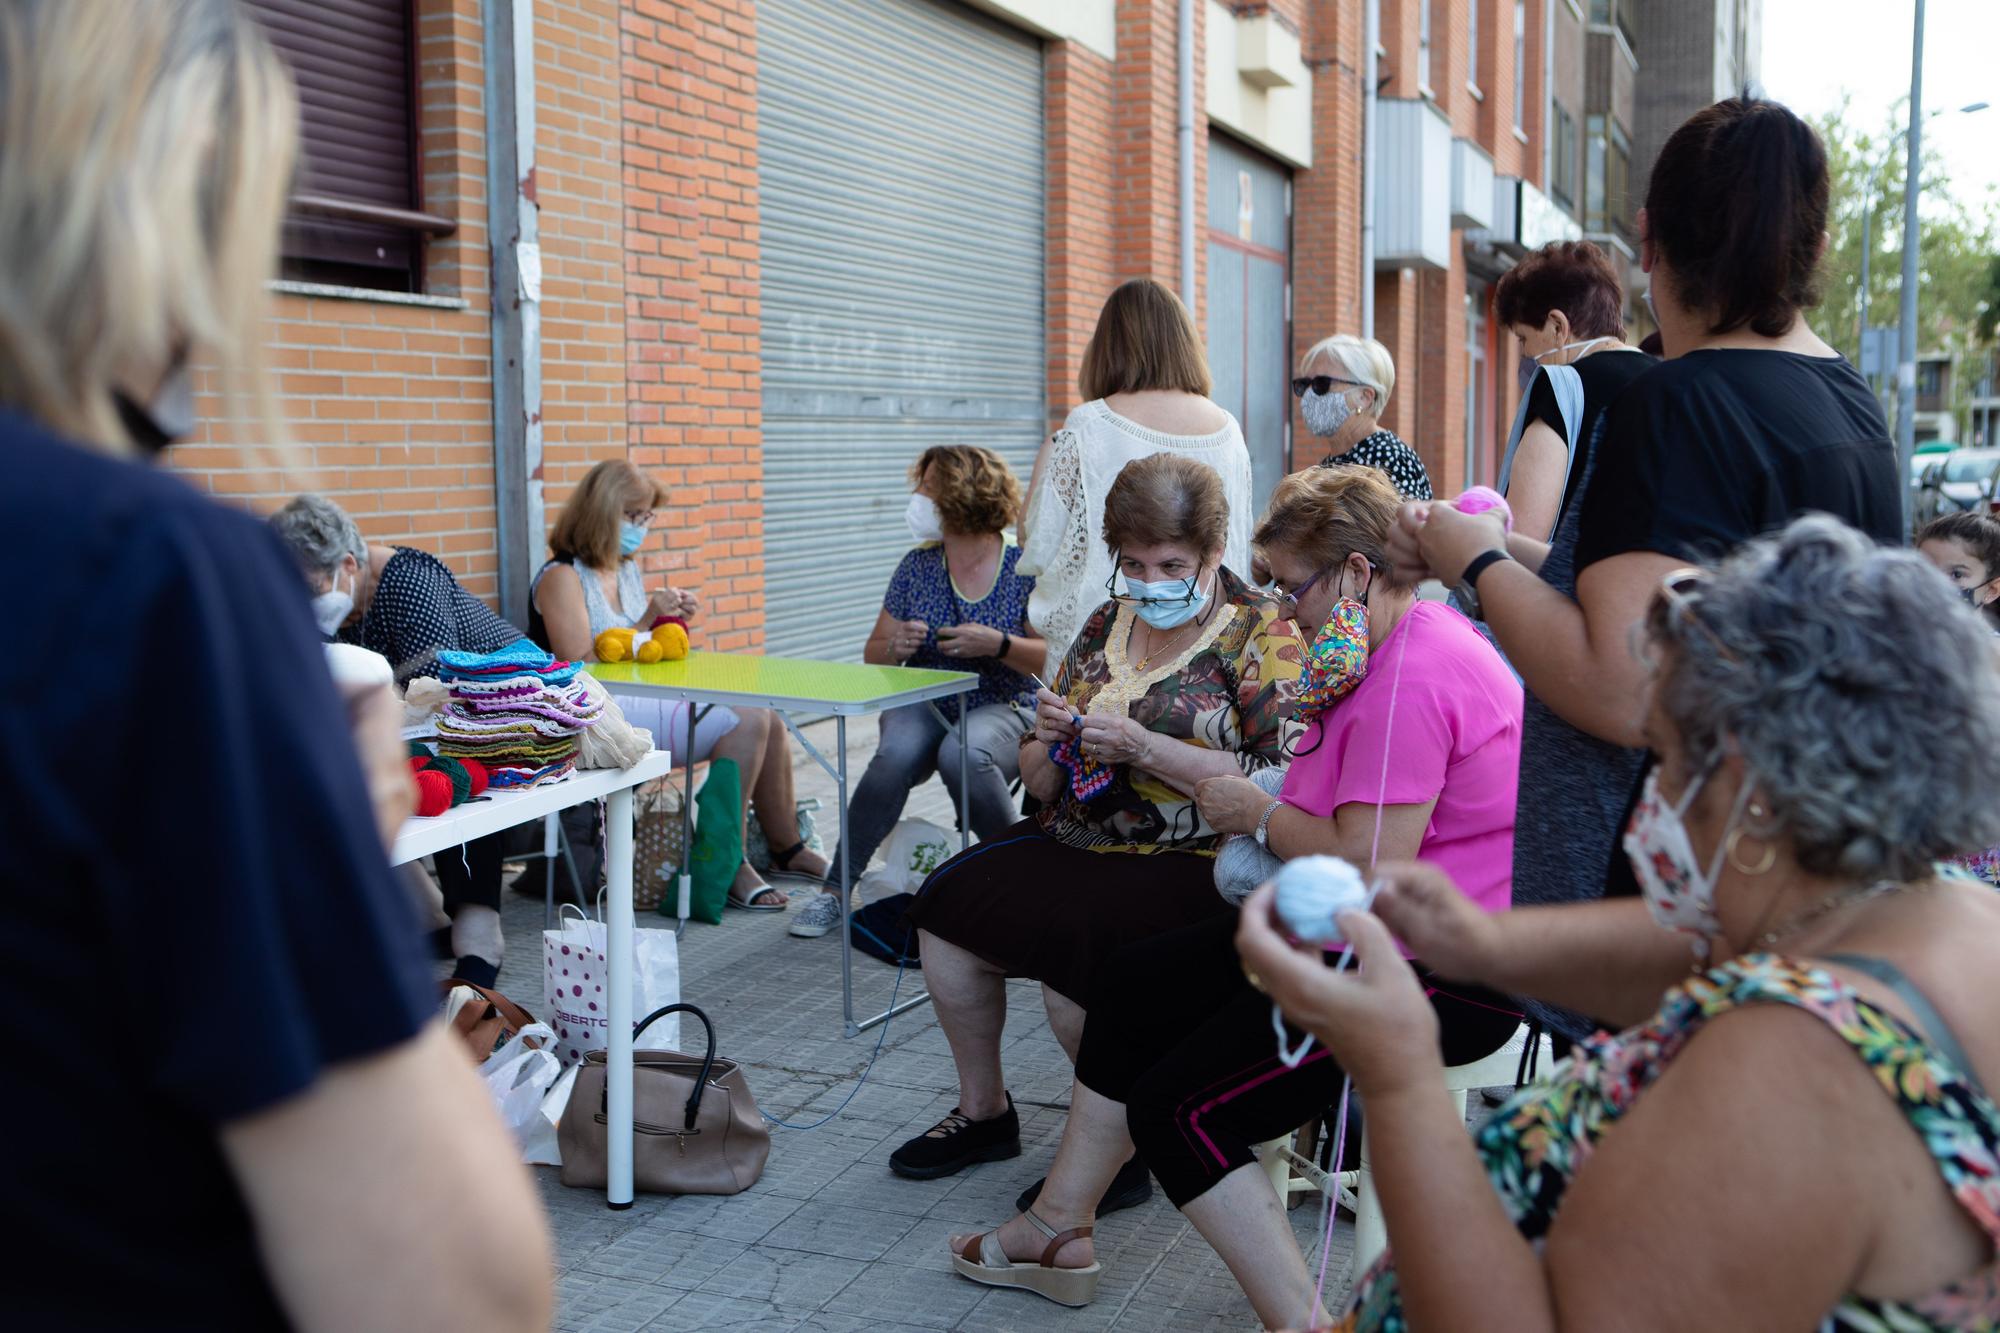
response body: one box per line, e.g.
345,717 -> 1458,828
1205,132 -> 1292,509
758,0 -> 1047,661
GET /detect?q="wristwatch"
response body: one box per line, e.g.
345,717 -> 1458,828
998,631 -> 1012,659
1455,548 -> 1512,621
1254,798 -> 1283,847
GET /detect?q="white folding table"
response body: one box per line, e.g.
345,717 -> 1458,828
391,749 -> 673,1210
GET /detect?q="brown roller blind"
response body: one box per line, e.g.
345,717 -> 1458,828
247,0 -> 420,288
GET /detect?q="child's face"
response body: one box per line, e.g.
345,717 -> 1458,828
1919,538 -> 1999,609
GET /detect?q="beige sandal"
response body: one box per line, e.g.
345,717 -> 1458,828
950,1207 -> 1101,1307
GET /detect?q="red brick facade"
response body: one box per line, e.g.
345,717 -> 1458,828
177,0 -> 1550,645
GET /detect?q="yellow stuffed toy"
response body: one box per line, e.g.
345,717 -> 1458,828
593,621 -> 690,664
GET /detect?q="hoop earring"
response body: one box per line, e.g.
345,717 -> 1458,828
1726,827 -> 1777,876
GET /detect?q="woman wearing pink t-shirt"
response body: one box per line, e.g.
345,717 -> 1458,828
943,466 -> 1524,1326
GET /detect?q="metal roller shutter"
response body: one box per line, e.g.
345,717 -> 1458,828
757,0 -> 1047,661
246,0 -> 419,284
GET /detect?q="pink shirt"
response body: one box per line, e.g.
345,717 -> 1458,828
1278,600 -> 1522,918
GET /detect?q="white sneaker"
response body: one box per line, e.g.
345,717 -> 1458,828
787,890 -> 852,938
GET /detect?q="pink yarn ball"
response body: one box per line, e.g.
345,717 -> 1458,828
1452,485 -> 1513,532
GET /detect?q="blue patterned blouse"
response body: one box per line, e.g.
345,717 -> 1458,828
883,542 -> 1037,716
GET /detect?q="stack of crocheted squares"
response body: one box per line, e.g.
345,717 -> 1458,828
433,643 -> 602,788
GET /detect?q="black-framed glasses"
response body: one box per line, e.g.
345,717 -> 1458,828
623,508 -> 656,525
1290,375 -> 1363,399
1105,565 -> 1199,608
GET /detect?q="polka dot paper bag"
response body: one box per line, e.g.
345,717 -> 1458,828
543,904 -> 680,1065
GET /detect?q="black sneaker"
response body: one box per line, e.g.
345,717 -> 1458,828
1015,1153 -> 1153,1216
889,1095 -> 1021,1180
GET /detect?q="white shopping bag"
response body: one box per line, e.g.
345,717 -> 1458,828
878,818 -> 955,893
522,1061 -> 579,1167
542,903 -> 680,1066
480,1022 -> 561,1149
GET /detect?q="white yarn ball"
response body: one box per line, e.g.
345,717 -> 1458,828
324,642 -> 394,693
1273,855 -> 1370,944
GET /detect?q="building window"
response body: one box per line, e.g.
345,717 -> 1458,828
1550,102 -> 1577,211
1586,115 -> 1634,242
1468,0 -> 1480,88
1585,114 -> 1606,230
1466,284 -> 1490,489
1918,362 -> 1944,397
1420,0 -> 1435,92
246,0 -> 444,292
1512,0 -> 1527,130
1591,0 -> 1638,50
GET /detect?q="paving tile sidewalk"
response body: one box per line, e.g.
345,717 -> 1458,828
482,716 -> 1360,1331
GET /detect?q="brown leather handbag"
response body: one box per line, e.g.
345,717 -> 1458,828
558,1003 -> 770,1195
442,980 -> 539,1062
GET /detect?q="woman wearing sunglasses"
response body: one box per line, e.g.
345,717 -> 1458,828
1242,517 -> 2000,1332
887,453 -> 1303,1202
1294,335 -> 1431,502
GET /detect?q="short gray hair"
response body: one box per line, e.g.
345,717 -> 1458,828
1648,515 -> 2000,884
1299,334 -> 1395,413
269,493 -> 365,585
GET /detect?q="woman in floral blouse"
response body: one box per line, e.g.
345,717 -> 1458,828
1241,517 -> 2000,1333
890,453 -> 1302,1188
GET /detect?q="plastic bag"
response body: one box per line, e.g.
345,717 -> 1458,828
542,904 -> 681,1065
522,1061 -> 579,1167
876,818 -> 955,893
480,1022 -> 561,1148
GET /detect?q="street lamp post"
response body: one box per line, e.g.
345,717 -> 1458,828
1893,0 -> 1925,537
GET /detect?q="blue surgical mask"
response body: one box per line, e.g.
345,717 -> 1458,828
1125,571 -> 1211,629
619,521 -> 649,556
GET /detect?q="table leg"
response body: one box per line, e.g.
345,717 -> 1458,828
543,810 -> 558,930
957,705 -> 970,852
605,783 -> 636,1210
837,713 -> 856,1038
679,700 -> 695,923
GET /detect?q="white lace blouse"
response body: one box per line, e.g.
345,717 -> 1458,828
1018,398 -> 1254,676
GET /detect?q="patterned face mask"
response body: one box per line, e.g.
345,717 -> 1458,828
1295,597 -> 1369,719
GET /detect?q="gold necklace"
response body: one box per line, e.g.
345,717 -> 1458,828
1755,880 -> 1899,950
1130,613 -> 1203,672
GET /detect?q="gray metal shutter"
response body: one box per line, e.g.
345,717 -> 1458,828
757,0 -> 1046,661
246,0 -> 418,283
1205,133 -> 1292,506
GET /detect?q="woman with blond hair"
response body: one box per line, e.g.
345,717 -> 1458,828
788,445 -> 1046,938
0,2 -> 549,1327
532,457 -> 829,909
1020,277 -> 1253,673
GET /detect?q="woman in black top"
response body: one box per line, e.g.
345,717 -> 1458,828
1397,98 -> 1902,1037
0,4 -> 549,1327
1493,240 -> 1655,540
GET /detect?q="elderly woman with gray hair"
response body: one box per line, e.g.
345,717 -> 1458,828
1238,515 -> 2000,1333
271,493 -> 522,987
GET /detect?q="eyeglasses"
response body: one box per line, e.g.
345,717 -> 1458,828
623,509 -> 656,526
1105,565 -> 1199,608
1268,563 -> 1337,617
1290,375 -> 1364,399
1652,567 -> 1733,659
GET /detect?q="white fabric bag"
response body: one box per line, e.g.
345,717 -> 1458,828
480,1022 -> 562,1149
876,818 -> 956,893
542,902 -> 680,1065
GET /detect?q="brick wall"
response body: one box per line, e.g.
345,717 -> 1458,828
1046,39 -> 1119,432
619,0 -> 764,650
1293,0 -> 1366,445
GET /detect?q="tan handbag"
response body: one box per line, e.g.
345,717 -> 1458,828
558,1003 -> 770,1195
442,980 -> 539,1062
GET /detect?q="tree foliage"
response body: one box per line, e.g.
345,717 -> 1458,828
1809,100 -> 1997,375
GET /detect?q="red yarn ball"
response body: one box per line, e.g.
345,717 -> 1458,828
413,768 -> 453,817
408,755 -> 431,774
458,758 -> 489,796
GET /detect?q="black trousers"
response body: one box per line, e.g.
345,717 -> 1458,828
433,831 -> 506,914
1075,912 -> 1521,1209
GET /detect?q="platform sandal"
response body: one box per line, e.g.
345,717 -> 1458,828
949,1207 -> 1100,1308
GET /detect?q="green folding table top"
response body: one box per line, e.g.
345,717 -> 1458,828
590,651 -> 976,715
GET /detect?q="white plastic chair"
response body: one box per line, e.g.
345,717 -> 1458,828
1256,1023 -> 1551,1283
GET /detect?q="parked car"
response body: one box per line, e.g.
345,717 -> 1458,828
1936,448 -> 2000,515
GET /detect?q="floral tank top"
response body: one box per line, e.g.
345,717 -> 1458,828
1340,953 -> 2000,1331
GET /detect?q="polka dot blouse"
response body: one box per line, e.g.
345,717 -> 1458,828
344,547 -> 521,683
1319,429 -> 1434,501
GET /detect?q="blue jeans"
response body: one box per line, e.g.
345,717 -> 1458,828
821,701 -> 1030,889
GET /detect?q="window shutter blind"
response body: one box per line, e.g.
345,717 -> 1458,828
246,0 -> 419,285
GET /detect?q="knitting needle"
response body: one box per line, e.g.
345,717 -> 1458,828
1028,672 -> 1083,728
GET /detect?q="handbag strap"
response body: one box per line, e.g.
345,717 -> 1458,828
442,979 -> 539,1042
625,1002 -> 718,1131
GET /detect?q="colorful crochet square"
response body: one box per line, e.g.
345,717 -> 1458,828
1049,736 -> 1116,802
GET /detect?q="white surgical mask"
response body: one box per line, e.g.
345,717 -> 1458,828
1622,763 -> 1753,954
312,567 -> 355,638
905,493 -> 944,543
1300,386 -> 1356,438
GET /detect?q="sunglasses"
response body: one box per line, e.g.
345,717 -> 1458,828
1652,567 -> 1733,659
1290,375 -> 1364,399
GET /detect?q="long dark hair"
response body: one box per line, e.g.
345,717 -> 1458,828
1644,98 -> 1829,337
